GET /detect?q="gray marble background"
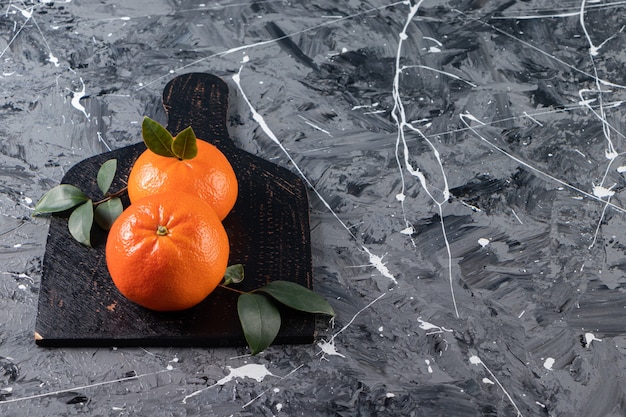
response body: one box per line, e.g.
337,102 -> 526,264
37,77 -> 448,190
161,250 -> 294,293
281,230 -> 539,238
2,1 -> 626,416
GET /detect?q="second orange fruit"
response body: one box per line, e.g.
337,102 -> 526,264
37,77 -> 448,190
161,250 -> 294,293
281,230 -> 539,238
127,140 -> 238,220
106,191 -> 230,311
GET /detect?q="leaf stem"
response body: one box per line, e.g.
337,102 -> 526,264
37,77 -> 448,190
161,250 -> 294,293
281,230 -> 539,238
218,284 -> 247,295
93,186 -> 128,206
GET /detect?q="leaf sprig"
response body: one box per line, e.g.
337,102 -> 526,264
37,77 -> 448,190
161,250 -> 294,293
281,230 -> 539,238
142,116 -> 197,160
33,159 -> 124,246
223,265 -> 335,355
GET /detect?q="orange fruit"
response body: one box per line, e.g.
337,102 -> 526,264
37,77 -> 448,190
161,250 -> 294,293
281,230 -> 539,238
105,191 -> 230,311
127,140 -> 238,220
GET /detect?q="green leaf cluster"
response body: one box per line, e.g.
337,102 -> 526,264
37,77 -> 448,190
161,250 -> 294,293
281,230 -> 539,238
142,116 -> 197,160
33,159 -> 124,246
225,266 -> 335,355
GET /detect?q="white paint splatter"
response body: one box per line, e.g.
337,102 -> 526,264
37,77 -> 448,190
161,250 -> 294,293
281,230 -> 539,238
478,238 -> 490,247
318,293 -> 387,360
543,357 -> 555,370
219,364 -> 275,384
417,317 -> 453,335
365,251 -> 397,284
182,364 -> 277,403
48,53 -> 60,67
469,355 -> 482,365
482,378 -> 495,385
584,332 -> 602,348
317,338 -> 346,359
592,184 -> 615,198
400,226 -> 414,235
617,166 -> 626,173
425,359 -> 433,373
386,392 -> 395,398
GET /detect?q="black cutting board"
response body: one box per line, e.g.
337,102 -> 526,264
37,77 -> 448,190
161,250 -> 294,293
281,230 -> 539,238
34,73 -> 315,347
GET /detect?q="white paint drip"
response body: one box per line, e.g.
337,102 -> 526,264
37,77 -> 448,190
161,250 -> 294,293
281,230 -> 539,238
70,78 -> 90,119
317,293 -> 387,359
391,1 -> 458,317
460,113 -> 626,214
403,64 -> 477,87
482,378 -> 495,385
543,357 -> 555,370
96,131 -> 112,151
469,355 -> 524,417
511,209 -> 523,224
478,238 -> 490,248
233,63 -> 397,284
297,115 -> 332,137
0,369 -> 170,404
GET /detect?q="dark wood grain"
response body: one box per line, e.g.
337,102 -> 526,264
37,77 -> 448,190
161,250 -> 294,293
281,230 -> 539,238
34,73 -> 315,347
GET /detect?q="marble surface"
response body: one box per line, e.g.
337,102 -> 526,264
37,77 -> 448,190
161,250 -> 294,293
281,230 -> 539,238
2,0 -> 626,416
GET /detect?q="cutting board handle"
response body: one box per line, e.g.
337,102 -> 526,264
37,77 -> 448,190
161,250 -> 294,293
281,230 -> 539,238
162,73 -> 233,150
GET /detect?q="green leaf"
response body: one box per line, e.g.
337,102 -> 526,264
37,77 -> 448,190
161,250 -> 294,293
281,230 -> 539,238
223,264 -> 245,286
256,281 -> 335,317
68,199 -> 94,246
33,184 -> 89,215
96,159 -> 117,195
171,126 -> 198,160
237,293 -> 281,355
94,197 -> 123,230
142,116 -> 175,157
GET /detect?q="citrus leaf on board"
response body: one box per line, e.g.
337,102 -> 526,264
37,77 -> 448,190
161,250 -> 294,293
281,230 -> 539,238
223,264 -> 244,286
171,126 -> 198,160
96,159 -> 117,195
257,281 -> 335,317
142,116 -> 175,157
68,199 -> 93,247
33,184 -> 89,215
94,197 -> 123,230
237,293 -> 281,355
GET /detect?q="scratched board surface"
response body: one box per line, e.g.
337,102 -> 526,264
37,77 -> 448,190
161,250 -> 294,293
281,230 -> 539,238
1,1 -> 625,416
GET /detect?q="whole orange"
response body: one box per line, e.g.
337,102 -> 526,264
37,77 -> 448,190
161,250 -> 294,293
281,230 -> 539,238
105,191 -> 230,311
127,140 -> 238,220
